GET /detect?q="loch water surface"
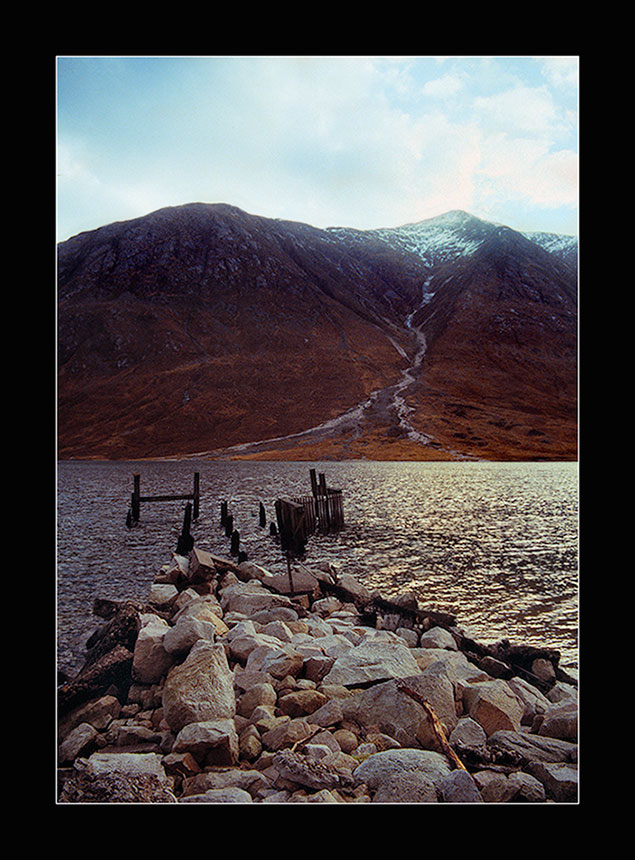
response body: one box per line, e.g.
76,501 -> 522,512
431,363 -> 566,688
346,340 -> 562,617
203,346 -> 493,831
57,459 -> 578,677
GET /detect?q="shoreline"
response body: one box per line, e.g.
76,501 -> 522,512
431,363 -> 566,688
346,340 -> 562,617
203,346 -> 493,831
57,539 -> 578,804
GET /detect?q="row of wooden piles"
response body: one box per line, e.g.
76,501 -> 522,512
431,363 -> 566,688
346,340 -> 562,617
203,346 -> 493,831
126,468 -> 344,562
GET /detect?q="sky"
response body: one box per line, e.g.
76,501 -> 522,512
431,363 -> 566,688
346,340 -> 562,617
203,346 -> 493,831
56,55 -> 579,243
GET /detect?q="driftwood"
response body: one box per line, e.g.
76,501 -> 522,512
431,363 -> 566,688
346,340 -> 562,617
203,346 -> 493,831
395,680 -> 467,771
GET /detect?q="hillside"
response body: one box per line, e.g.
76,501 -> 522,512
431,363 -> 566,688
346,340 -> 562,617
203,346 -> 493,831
57,204 -> 578,461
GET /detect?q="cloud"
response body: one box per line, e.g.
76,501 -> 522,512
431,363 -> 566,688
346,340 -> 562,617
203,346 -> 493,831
477,132 -> 578,210
539,56 -> 579,89
422,73 -> 464,99
473,85 -> 560,137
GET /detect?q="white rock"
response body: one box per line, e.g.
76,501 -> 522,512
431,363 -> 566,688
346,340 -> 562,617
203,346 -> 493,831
162,640 -> 236,732
163,617 -> 217,656
132,615 -> 174,684
419,626 -> 458,650
322,640 -> 420,687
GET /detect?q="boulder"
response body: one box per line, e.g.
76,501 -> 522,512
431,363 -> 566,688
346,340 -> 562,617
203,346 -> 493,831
237,560 -> 275,583
58,694 -> 122,741
396,628 -> 419,648
341,675 -> 457,748
527,761 -> 578,802
180,787 -> 253,803
507,676 -> 552,725
507,771 -> 546,802
238,682 -> 278,717
261,718 -> 315,751
321,640 -> 421,687
538,700 -> 578,741
132,616 -> 174,684
487,729 -> 577,763
449,717 -> 487,748
438,769 -> 483,803
279,690 -> 328,717
245,643 -> 304,679
163,617 -> 218,657
463,680 -> 524,736
162,640 -> 236,732
335,573 -> 373,603
473,769 -> 519,802
220,581 -> 295,617
181,768 -> 269,798
307,698 -> 344,728
188,547 -> 220,582
172,597 -> 227,634
372,771 -> 439,803
58,722 -> 99,763
419,627 -> 458,650
82,751 -> 167,779
353,749 -> 452,790
148,583 -> 179,607
172,719 -> 239,765
266,566 -> 321,595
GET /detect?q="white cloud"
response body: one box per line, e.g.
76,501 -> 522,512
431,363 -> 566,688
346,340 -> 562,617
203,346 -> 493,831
422,73 -> 464,99
477,132 -> 578,210
540,56 -> 579,89
473,85 -> 559,136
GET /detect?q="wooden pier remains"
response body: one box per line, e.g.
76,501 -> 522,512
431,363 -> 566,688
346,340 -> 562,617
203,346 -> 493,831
275,469 -> 344,556
129,472 -> 200,523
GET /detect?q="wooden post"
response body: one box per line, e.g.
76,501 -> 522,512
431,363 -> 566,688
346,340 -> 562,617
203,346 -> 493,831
176,502 -> 194,555
220,501 -> 228,527
193,472 -> 200,519
225,514 -> 234,538
286,550 -> 295,594
319,473 -> 331,530
230,530 -> 240,557
132,474 -> 141,522
275,498 -> 307,556
259,502 -> 266,527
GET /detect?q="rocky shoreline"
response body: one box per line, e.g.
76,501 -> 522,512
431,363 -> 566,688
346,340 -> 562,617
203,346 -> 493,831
57,546 -> 579,804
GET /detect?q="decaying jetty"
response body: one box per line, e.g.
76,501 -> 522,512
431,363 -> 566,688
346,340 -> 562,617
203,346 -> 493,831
57,504 -> 578,804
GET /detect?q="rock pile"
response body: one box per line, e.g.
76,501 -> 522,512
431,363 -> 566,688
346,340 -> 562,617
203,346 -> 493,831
57,547 -> 578,804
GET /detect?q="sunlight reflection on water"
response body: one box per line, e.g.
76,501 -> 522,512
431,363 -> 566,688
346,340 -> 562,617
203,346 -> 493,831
57,460 -> 578,675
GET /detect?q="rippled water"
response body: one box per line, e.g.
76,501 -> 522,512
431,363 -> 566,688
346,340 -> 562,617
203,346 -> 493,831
57,460 -> 578,676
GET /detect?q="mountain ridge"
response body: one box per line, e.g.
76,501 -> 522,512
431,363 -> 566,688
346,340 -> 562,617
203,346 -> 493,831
57,203 -> 578,461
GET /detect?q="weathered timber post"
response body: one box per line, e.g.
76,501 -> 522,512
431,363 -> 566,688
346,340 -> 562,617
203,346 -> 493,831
319,473 -> 331,531
220,501 -> 228,527
259,502 -> 267,528
286,550 -> 295,594
176,503 -> 194,555
230,530 -> 240,557
193,472 -> 200,520
275,498 -> 307,556
224,514 -> 234,538
131,474 -> 141,522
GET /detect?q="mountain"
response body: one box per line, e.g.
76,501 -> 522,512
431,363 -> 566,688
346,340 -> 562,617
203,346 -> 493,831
57,204 -> 578,461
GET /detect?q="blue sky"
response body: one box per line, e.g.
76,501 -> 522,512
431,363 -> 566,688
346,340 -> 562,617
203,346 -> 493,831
56,55 -> 579,242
